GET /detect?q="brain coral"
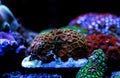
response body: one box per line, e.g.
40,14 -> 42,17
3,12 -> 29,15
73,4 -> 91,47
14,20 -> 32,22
29,29 -> 87,63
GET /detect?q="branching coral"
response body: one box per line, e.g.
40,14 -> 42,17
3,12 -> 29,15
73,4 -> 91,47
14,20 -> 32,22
29,29 -> 87,63
76,49 -> 107,78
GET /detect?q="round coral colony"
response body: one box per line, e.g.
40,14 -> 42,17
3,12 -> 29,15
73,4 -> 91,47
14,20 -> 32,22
29,29 -> 88,62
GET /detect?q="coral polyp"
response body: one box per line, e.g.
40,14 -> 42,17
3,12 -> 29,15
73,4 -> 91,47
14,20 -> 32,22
29,29 -> 87,63
69,13 -> 120,38
85,33 -> 120,60
76,49 -> 107,78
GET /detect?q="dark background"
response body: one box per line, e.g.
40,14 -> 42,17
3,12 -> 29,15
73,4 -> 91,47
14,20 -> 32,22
2,0 -> 120,32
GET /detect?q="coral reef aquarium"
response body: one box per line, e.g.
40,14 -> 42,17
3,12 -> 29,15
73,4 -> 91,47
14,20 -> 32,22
0,0 -> 120,78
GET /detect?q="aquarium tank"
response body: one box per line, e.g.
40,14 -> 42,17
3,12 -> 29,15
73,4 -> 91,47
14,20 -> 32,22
0,0 -> 120,78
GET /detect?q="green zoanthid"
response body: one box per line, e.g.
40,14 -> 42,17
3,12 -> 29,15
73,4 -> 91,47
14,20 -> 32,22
76,49 -> 107,78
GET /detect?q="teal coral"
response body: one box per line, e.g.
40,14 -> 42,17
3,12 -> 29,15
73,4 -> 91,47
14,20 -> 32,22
76,49 -> 107,78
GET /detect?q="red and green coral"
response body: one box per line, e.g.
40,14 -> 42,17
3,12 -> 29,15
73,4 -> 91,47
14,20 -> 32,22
30,29 -> 87,63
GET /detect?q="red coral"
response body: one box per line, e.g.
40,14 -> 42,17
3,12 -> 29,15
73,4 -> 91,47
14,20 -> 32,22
30,29 -> 87,62
85,33 -> 120,60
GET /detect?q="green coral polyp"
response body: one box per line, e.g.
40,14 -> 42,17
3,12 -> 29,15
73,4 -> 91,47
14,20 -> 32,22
76,49 -> 107,78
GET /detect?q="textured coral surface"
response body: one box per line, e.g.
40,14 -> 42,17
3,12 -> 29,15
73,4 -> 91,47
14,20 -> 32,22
85,33 -> 120,61
69,13 -> 120,38
30,29 -> 87,62
76,49 -> 107,78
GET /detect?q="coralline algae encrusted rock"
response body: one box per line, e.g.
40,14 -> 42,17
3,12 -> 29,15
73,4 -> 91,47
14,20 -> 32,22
76,49 -> 107,78
29,29 -> 87,63
68,13 -> 120,38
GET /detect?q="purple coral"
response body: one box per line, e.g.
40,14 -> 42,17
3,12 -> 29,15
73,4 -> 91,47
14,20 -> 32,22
69,13 -> 120,38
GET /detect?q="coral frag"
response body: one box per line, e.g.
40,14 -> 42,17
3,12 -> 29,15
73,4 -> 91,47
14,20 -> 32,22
30,29 -> 87,62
